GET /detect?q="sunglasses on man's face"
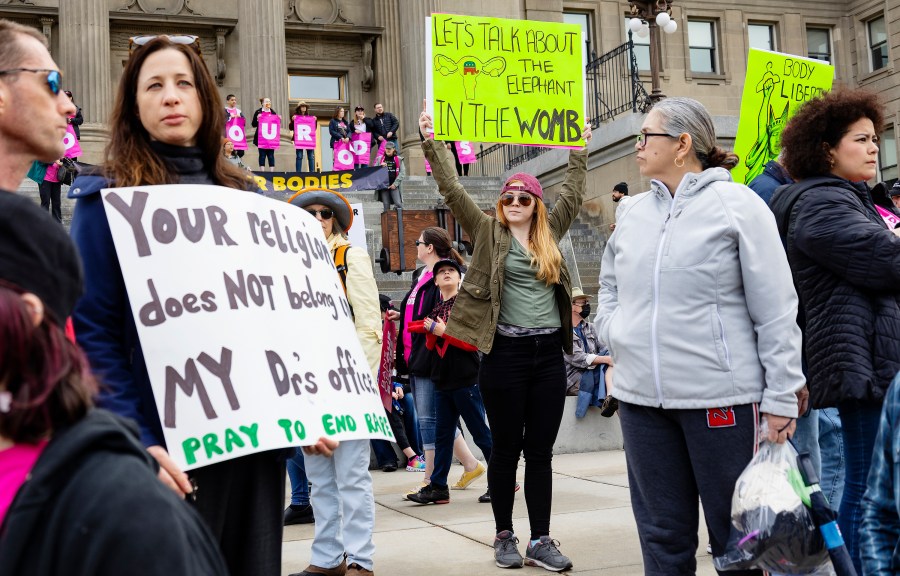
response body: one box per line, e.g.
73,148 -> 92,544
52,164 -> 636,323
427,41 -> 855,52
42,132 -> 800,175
128,35 -> 202,56
500,193 -> 534,207
307,209 -> 334,220
0,68 -> 62,95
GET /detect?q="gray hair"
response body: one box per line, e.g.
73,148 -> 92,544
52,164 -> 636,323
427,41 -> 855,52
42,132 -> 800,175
653,97 -> 738,170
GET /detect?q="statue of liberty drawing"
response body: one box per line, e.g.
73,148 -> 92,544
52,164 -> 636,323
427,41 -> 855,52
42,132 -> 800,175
744,61 -> 790,185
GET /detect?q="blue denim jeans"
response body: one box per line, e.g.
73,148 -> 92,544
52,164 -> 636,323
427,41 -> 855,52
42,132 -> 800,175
295,148 -> 315,172
413,375 -> 437,450
432,385 -> 493,487
818,407 -> 845,511
575,368 -> 606,418
287,448 -> 309,506
837,399 -> 883,574
790,407 -> 821,484
371,439 -> 398,467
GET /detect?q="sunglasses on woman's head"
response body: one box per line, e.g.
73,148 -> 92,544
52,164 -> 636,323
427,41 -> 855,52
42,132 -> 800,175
307,209 -> 334,219
128,35 -> 202,56
0,69 -> 61,95
500,193 -> 534,207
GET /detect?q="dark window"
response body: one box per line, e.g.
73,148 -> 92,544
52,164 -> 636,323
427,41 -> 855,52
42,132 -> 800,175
869,16 -> 888,71
806,28 -> 832,63
688,20 -> 717,73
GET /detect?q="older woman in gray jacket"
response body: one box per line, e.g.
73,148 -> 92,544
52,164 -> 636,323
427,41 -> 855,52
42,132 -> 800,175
595,97 -> 805,576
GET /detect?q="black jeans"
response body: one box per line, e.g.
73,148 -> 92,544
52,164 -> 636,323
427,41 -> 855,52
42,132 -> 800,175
39,180 -> 62,223
618,402 -> 762,576
479,332 -> 567,540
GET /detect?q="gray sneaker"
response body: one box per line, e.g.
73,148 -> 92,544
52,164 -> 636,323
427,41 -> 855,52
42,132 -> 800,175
525,536 -> 573,572
493,530 -> 524,569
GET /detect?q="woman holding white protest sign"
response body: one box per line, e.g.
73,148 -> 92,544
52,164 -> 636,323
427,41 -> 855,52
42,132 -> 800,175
68,35 -> 285,576
287,188 -> 382,576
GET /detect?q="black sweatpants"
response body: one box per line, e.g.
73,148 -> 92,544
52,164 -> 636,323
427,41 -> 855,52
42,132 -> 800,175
618,401 -> 762,576
479,332 -> 567,540
190,451 -> 286,576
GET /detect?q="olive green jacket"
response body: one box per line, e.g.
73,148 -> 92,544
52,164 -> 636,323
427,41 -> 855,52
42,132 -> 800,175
422,138 -> 588,354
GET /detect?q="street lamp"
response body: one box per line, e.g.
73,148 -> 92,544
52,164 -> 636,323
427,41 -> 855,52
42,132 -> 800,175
628,0 -> 677,103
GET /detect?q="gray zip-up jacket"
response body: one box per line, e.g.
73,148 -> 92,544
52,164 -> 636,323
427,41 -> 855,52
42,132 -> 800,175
594,168 -> 804,417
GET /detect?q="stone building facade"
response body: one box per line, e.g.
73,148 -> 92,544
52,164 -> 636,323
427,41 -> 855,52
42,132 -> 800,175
3,0 -> 899,294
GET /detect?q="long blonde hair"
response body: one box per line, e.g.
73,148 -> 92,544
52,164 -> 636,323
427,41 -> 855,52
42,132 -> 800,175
496,198 -> 562,286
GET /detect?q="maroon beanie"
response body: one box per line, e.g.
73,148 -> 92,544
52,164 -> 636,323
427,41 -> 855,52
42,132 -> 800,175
501,172 -> 543,201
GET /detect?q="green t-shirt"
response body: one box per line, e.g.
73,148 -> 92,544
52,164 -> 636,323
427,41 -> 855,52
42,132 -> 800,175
498,237 -> 560,329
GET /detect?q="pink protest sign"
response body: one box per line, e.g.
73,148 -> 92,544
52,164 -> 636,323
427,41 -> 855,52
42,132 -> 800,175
351,132 -> 371,166
333,140 -> 355,171
424,157 -> 432,173
876,205 -> 900,229
63,124 -> 82,158
226,117 -> 247,150
293,115 -> 317,150
257,113 -> 281,149
373,140 -> 387,165
455,141 -> 477,164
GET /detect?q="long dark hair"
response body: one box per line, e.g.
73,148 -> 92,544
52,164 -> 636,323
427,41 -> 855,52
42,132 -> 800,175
421,227 -> 466,265
0,286 -> 96,444
103,36 -> 253,190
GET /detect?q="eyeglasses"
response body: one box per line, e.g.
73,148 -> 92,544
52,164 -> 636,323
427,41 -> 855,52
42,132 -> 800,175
636,132 -> 677,148
128,35 -> 202,56
307,208 -> 334,220
415,240 -> 430,246
0,68 -> 62,95
500,193 -> 534,207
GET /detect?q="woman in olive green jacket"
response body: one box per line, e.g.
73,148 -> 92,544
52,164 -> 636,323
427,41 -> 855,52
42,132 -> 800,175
419,109 -> 590,572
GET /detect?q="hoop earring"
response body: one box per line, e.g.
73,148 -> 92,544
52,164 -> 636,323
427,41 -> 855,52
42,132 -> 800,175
674,157 -> 685,168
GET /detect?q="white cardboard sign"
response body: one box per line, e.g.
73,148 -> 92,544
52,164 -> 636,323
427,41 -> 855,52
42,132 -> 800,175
101,184 -> 393,470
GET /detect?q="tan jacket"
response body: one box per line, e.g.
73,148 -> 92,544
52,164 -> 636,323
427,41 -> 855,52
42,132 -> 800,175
421,138 -> 587,354
329,233 -> 383,377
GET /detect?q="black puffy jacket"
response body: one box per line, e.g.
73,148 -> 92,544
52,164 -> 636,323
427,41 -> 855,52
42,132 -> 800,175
770,176 -> 900,408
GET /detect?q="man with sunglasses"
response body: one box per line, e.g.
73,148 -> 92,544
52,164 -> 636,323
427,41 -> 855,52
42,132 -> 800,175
0,20 -> 75,193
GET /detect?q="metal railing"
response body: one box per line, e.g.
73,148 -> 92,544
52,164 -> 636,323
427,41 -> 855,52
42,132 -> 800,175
476,39 -> 651,177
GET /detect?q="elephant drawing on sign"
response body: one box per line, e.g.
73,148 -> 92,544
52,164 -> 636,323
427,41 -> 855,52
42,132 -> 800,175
434,54 -> 507,101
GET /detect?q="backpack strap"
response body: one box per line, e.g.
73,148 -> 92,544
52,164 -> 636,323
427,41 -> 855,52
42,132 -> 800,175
333,244 -> 350,296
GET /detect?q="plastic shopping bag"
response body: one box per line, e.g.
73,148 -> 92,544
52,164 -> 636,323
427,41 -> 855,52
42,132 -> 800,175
714,428 -> 832,574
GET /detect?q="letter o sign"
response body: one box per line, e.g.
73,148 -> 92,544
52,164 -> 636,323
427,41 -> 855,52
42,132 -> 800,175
228,124 -> 245,142
63,132 -> 76,151
337,149 -> 354,165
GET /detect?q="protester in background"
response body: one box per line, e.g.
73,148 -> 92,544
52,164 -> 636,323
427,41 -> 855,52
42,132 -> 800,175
38,158 -> 63,223
252,96 -> 277,171
395,226 -> 487,501
0,191 -> 229,576
63,90 -> 83,161
597,97 -> 803,576
69,36 -> 283,576
564,288 -> 614,419
373,102 -> 399,151
329,106 -> 349,167
375,141 -> 404,212
420,104 -> 590,572
408,258 -> 493,505
771,88 -> 900,573
291,101 -> 316,172
608,182 -> 629,231
224,93 -> 245,158
222,138 -> 248,170
448,141 -> 470,177
0,19 -> 76,192
287,188 -> 381,576
352,106 -> 373,170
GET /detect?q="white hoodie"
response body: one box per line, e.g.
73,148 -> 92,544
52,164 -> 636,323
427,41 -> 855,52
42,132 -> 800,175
595,168 -> 804,417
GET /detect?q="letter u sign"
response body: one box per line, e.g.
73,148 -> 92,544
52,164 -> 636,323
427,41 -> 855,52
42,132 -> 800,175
261,123 -> 278,140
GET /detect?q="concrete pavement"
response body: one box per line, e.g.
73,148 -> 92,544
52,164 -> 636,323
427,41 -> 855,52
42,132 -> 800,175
282,450 -> 719,575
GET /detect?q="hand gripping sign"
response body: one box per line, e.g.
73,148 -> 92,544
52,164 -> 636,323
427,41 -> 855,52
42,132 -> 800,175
100,185 -> 394,470
332,140 -> 355,171
257,113 -> 281,150
226,117 -> 248,150
293,115 -> 317,150
63,123 -> 82,158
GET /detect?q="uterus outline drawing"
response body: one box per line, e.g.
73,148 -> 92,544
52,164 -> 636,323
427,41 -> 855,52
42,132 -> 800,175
434,54 -> 507,101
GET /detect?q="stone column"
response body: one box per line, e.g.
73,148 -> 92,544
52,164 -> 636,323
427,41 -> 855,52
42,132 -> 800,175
238,0 -> 289,123
374,0 -> 403,121
397,0 -> 437,172
58,0 -> 111,127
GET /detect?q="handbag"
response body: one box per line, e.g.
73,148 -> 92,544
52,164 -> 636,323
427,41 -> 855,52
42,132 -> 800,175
58,157 -> 80,186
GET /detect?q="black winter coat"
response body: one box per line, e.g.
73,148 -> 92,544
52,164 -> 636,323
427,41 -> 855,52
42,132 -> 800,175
395,267 -> 440,377
0,410 -> 227,576
770,176 -> 900,408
